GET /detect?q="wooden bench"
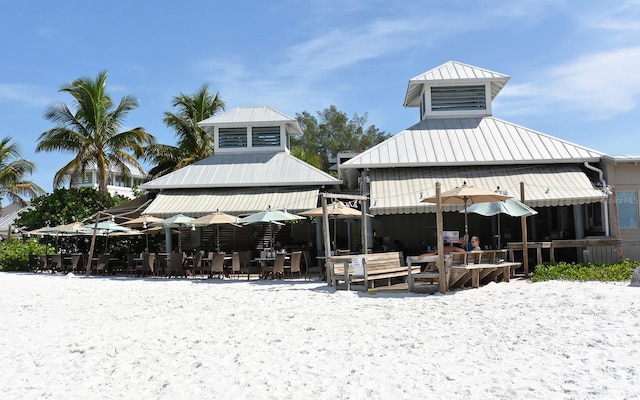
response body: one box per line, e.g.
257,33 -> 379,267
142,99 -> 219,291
407,254 -> 452,293
408,250 -> 520,291
329,252 -> 420,291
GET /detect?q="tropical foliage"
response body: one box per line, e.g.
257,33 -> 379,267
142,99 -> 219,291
293,105 -> 390,172
145,83 -> 225,179
14,187 -> 128,231
0,239 -> 49,272
0,137 -> 44,213
530,260 -> 638,282
36,71 -> 154,193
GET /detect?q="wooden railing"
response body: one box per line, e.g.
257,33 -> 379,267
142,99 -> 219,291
507,238 -> 623,265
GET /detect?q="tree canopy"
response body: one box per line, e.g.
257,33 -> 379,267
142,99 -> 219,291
14,187 -> 128,231
36,71 -> 155,193
145,83 -> 225,179
292,105 -> 390,172
0,137 -> 44,213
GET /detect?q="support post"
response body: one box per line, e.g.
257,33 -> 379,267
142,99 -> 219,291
520,182 -> 529,276
436,182 -> 446,293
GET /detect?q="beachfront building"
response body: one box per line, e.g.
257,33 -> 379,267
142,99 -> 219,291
602,156 -> 640,261
73,161 -> 146,199
138,106 -> 341,252
339,61 -> 620,262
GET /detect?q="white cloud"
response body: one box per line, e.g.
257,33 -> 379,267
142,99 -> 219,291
0,84 -> 51,108
502,47 -> 640,119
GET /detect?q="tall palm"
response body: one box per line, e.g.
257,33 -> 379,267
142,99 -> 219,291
36,71 -> 155,194
145,83 -> 225,178
0,137 -> 44,214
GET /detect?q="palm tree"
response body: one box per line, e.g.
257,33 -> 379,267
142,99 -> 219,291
0,137 -> 44,215
145,83 -> 225,178
36,71 -> 155,194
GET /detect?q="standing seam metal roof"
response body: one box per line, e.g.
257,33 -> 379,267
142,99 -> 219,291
340,117 -> 602,168
139,151 -> 340,190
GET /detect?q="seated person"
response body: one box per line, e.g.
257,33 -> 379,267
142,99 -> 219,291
416,240 -> 466,271
470,236 -> 482,251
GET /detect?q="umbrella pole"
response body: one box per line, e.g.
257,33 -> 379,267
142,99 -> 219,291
464,200 -> 469,243
216,225 -> 220,252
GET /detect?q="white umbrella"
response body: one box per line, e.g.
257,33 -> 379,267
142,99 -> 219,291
238,207 -> 304,250
190,210 -> 240,252
150,214 -> 194,253
299,201 -> 371,250
422,181 -> 511,241
121,216 -> 162,251
463,198 -> 538,248
84,219 -> 132,252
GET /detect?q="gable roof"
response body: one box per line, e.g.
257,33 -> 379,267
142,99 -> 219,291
198,106 -> 302,135
139,151 -> 341,190
341,116 -> 602,169
404,61 -> 510,108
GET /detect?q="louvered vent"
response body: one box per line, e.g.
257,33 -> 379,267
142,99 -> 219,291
431,85 -> 486,112
252,126 -> 280,147
219,127 -> 247,148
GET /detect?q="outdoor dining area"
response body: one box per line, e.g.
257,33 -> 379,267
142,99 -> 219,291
27,206 -> 322,281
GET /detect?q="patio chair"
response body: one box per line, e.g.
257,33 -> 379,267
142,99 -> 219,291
304,250 -> 322,280
286,251 -> 302,279
37,255 -> 49,272
272,252 -> 286,279
92,254 -> 111,275
49,254 -> 62,272
166,252 -> 186,278
188,251 -> 203,277
68,254 -> 82,274
138,253 -> 155,277
124,254 -> 137,276
209,252 -> 225,279
231,251 -> 242,279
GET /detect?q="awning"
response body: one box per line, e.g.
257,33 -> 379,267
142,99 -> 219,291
369,164 -> 607,215
141,187 -> 320,218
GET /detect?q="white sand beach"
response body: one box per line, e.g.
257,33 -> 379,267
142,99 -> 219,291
1,272 -> 638,399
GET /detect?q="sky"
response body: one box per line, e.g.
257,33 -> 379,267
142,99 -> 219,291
2,0 -> 640,200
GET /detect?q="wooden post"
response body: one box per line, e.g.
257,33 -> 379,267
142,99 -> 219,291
436,182 -> 446,293
610,187 -> 623,261
520,182 -> 529,276
321,195 -> 332,283
86,211 -> 101,275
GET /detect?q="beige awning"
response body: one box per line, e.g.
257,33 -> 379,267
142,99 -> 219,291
369,164 -> 607,215
141,187 -> 320,218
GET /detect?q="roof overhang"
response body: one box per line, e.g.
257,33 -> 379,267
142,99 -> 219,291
141,187 -> 320,218
368,165 -> 608,215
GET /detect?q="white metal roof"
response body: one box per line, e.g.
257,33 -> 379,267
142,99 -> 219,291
141,187 -> 319,217
404,61 -> 510,108
368,164 -> 607,215
198,106 -> 303,135
139,151 -> 341,190
341,116 -> 602,168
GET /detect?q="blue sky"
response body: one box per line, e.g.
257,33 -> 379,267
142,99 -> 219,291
2,0 -> 640,200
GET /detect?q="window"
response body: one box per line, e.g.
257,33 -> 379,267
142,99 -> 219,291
75,171 -> 93,185
252,126 -> 280,147
219,127 -> 247,148
618,191 -> 638,228
431,85 -> 486,112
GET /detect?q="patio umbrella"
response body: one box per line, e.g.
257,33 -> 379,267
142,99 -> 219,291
121,215 -> 162,251
190,210 -> 240,252
422,181 -> 511,241
150,214 -> 194,253
83,219 -> 132,252
238,207 -> 304,250
299,201 -> 371,249
463,198 -> 537,248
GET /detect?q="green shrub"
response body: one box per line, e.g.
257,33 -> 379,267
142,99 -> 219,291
530,259 -> 638,282
0,239 -> 50,272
